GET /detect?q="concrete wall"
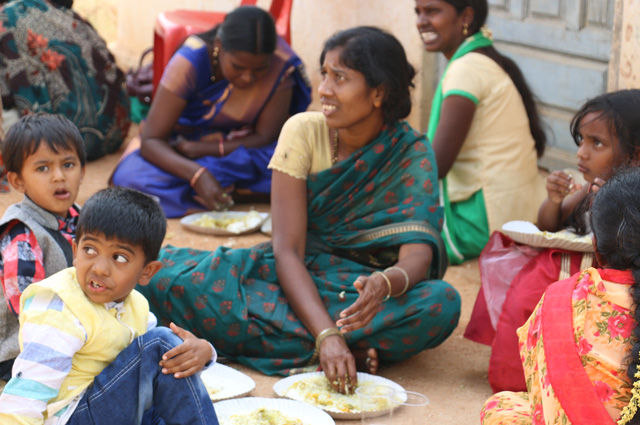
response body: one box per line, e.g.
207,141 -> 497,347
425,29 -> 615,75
609,0 -> 640,90
113,0 -> 431,130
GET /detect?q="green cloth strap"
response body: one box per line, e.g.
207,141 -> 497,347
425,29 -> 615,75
443,89 -> 478,105
426,31 -> 493,264
426,31 -> 493,142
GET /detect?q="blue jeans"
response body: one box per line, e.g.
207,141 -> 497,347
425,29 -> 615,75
67,327 -> 219,425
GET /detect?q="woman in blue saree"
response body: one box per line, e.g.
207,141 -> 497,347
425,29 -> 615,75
139,27 -> 460,393
111,6 -> 311,217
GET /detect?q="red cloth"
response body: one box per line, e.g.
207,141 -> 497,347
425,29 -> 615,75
465,231 -> 593,393
542,271 -> 619,425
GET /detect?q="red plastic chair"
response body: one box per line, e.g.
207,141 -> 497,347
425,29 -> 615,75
152,0 -> 293,93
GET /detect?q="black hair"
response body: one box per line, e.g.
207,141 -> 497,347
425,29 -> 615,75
320,26 -> 416,124
563,90 -> 640,234
443,0 -> 546,157
1,113 -> 86,174
589,168 -> 640,425
76,187 -> 167,264
570,89 -> 640,163
51,0 -> 74,8
199,6 -> 276,55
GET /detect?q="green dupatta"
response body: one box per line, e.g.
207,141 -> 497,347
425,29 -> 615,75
426,31 -> 493,264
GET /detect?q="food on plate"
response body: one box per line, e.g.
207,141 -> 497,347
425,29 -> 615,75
204,381 -> 223,400
537,230 -> 592,244
220,407 -> 304,425
192,210 -> 263,233
283,376 -> 391,413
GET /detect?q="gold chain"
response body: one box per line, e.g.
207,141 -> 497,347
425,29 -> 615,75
332,129 -> 339,165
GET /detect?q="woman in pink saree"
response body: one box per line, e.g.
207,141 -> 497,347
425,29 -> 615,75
481,168 -> 640,425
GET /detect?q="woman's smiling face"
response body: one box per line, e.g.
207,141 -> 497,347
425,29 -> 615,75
415,0 -> 471,59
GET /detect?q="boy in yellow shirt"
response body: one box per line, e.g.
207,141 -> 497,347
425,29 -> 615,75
0,187 -> 219,425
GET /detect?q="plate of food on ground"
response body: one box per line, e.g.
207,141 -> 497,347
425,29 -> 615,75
273,372 -> 406,420
181,210 -> 269,236
501,220 -> 594,252
200,363 -> 256,402
260,216 -> 272,236
214,397 -> 335,425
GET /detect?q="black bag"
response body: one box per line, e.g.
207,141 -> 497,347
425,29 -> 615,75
125,47 -> 153,104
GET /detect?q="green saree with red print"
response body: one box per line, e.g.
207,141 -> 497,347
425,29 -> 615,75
139,121 -> 460,376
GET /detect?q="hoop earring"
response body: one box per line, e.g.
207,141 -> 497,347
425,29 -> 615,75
211,46 -> 220,82
463,23 -> 469,36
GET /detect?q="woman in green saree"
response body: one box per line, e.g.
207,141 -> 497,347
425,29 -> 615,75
139,26 -> 460,393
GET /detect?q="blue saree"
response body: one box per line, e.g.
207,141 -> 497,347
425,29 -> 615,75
111,36 -> 312,217
138,121 -> 460,375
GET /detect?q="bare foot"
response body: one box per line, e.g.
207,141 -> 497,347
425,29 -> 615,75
354,347 -> 379,375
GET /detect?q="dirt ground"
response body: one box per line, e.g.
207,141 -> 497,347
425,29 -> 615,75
0,125 -> 493,423
0,2 -> 495,421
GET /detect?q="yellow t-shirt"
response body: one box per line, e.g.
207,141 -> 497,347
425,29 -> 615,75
268,112 -> 332,179
442,52 -> 546,230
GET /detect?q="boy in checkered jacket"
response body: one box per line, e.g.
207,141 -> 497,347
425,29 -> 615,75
0,114 -> 85,382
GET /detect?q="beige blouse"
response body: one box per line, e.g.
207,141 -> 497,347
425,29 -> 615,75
268,112 -> 332,179
442,52 -> 546,231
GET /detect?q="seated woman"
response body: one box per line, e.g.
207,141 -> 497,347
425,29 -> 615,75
0,0 -> 131,161
481,168 -> 640,425
111,6 -> 311,217
138,26 -> 460,392
414,0 -> 547,264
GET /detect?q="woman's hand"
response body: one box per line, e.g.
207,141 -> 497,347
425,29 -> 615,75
546,170 -> 582,204
319,335 -> 357,394
336,273 -> 389,333
192,170 -> 235,211
159,323 -> 213,378
171,133 -> 225,159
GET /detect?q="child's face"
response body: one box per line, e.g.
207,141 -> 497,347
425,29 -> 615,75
8,142 -> 84,217
73,232 -> 162,304
576,112 -> 621,183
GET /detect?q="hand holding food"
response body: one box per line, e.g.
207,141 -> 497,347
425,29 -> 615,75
546,170 -> 582,204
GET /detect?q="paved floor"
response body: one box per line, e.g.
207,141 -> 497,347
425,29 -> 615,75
0,129 -> 494,423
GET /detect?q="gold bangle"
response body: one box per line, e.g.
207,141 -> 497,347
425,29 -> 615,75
372,271 -> 391,302
385,266 -> 410,297
189,166 -> 207,188
315,327 -> 344,351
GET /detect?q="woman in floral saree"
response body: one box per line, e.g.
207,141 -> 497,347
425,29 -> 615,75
481,169 -> 640,425
139,27 -> 460,393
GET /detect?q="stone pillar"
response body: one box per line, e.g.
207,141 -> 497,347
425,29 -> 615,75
609,0 -> 640,90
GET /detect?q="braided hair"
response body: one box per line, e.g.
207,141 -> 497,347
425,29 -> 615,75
443,0 -> 546,157
590,168 -> 640,424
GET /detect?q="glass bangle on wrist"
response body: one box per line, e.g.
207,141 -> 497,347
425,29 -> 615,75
315,327 -> 344,352
384,266 -> 410,297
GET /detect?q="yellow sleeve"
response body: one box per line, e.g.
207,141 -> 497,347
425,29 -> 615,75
269,112 -> 318,179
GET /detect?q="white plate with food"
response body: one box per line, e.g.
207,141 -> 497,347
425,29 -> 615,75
200,363 -> 256,402
261,216 -> 272,236
181,210 -> 268,236
273,372 -> 406,420
214,397 -> 335,425
501,220 -> 594,252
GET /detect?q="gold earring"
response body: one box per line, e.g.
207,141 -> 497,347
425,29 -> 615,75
211,46 -> 219,82
374,101 -> 381,108
463,23 -> 469,36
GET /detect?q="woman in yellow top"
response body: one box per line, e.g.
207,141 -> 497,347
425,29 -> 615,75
415,0 -> 547,264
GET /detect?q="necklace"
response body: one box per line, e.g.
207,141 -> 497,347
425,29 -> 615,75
332,129 -> 339,165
